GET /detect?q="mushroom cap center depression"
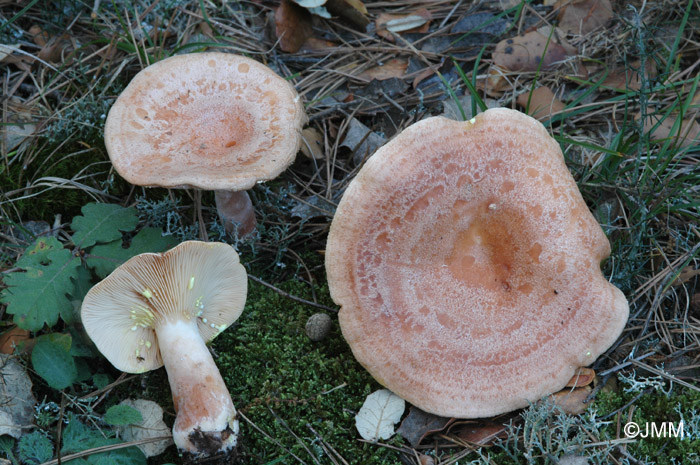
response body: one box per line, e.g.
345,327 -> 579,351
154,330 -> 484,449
128,92 -> 267,168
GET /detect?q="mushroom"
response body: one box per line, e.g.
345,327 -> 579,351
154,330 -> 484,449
325,108 -> 629,418
104,52 -> 307,238
80,241 -> 247,455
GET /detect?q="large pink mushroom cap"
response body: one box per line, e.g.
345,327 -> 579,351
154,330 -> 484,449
325,108 -> 629,418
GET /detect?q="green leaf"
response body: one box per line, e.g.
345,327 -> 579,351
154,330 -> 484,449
61,416 -> 146,465
87,227 -> 178,278
32,333 -> 77,390
71,203 -> 138,249
70,265 -> 95,302
18,431 -> 53,465
0,436 -> 17,465
104,404 -> 143,426
0,237 -> 80,331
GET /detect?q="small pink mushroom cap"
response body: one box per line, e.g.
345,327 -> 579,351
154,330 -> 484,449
104,52 -> 306,191
325,108 -> 629,418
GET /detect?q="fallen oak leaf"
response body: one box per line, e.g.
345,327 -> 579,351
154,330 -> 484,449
636,109 -> 700,149
493,31 -> 575,72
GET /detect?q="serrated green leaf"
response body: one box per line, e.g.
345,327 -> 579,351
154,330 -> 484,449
62,415 -> 112,454
71,203 -> 138,249
104,404 -> 143,426
32,333 -> 77,390
87,228 -> 178,278
18,431 -> 53,465
61,416 -> 146,465
0,237 -> 80,331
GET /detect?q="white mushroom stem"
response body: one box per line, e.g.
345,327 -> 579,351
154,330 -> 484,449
155,318 -> 239,455
214,190 -> 256,238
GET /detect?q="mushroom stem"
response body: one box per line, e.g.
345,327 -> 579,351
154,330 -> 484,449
155,318 -> 239,455
214,190 -> 256,238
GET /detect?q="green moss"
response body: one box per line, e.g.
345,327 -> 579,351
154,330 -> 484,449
211,275 -> 401,463
594,383 -> 700,463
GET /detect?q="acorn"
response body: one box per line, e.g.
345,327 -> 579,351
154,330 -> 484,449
305,313 -> 332,342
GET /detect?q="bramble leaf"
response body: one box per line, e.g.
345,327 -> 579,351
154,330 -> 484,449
32,333 -> 77,390
71,203 -> 138,249
87,228 -> 178,278
0,237 -> 80,331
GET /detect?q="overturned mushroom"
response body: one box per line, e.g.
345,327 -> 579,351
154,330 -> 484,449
325,108 -> 629,418
104,52 -> 307,237
81,241 -> 247,455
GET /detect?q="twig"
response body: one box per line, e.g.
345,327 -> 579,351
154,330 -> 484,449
247,275 -> 338,313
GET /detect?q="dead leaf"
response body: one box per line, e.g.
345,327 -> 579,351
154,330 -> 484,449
275,0 -> 313,53
325,0 -> 369,29
516,86 -> 566,121
671,266 -> 700,286
602,60 -> 657,91
117,399 -> 173,457
376,9 -> 432,41
564,367 -> 595,388
0,327 -> 32,355
0,354 -> 37,439
449,420 -> 509,446
554,0 -> 613,35
300,128 -> 324,159
300,37 -> 338,52
293,0 -> 326,7
355,389 -> 405,441
549,385 -> 592,414
357,58 -> 408,82
636,110 -> 700,149
493,31 -> 576,72
478,65 -> 511,97
28,25 -> 49,47
340,117 -> 386,165
396,406 -> 453,447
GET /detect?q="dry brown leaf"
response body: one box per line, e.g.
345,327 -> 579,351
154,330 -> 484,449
300,128 -> 324,159
671,266 -> 700,286
602,60 -> 657,91
300,37 -> 338,51
325,0 -> 369,29
564,367 -> 595,388
0,327 -> 32,355
357,58 -> 408,81
375,9 -> 432,41
396,406 -> 453,447
449,421 -> 509,445
550,385 -> 592,414
554,0 -> 613,35
516,86 -> 566,121
275,0 -> 313,53
28,25 -> 49,47
492,31 -> 576,72
477,65 -> 511,97
636,110 -> 700,149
